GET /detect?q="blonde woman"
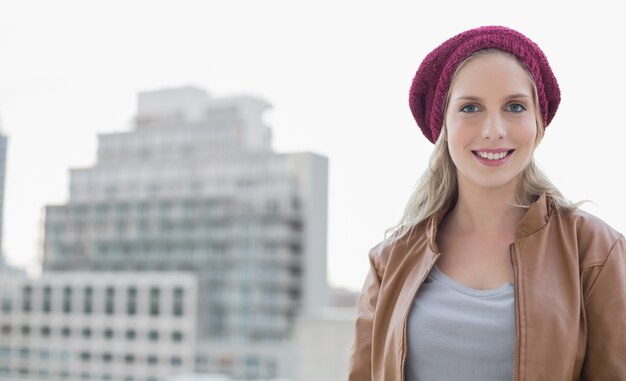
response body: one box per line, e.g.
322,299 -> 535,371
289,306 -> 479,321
349,26 -> 626,380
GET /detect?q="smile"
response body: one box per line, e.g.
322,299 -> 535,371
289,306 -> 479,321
471,149 -> 515,166
474,150 -> 513,160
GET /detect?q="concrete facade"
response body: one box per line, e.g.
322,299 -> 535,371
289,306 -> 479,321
39,87 -> 329,379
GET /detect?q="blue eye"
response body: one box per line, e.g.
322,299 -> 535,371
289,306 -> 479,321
461,104 -> 479,113
507,103 -> 526,113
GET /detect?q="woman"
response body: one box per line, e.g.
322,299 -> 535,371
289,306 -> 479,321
349,25 -> 626,380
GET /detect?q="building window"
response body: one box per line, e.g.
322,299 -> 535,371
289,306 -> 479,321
43,286 -> 52,313
84,287 -> 93,314
40,326 -> 51,337
1,291 -> 12,313
147,355 -> 159,365
124,354 -> 135,364
39,349 -> 50,360
63,286 -> 72,314
148,330 -> 159,341
82,328 -> 92,338
104,328 -> 114,340
62,327 -> 71,338
149,287 -> 160,316
125,329 -> 136,341
102,352 -> 113,363
80,351 -> 91,362
172,331 -> 183,342
22,286 -> 32,312
173,287 -> 184,316
105,287 -> 115,315
170,356 -> 182,367
21,325 -> 30,336
0,325 -> 10,336
127,287 -> 137,315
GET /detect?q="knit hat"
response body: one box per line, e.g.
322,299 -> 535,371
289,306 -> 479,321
409,25 -> 560,144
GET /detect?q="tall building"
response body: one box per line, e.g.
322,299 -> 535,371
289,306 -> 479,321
0,272 -> 198,380
0,122 -> 8,261
41,87 -> 329,379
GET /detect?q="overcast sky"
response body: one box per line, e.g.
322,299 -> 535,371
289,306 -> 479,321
1,1 -> 625,291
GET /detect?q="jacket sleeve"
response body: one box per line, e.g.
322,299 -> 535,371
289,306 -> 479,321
348,252 -> 382,381
581,236 -> 626,379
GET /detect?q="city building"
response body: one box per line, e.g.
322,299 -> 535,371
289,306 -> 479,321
0,272 -> 197,381
0,124 -> 8,260
40,87 -> 329,379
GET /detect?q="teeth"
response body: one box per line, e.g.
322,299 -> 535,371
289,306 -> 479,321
477,151 -> 509,160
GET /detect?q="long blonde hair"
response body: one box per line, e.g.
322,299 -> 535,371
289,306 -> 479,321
388,49 -> 579,238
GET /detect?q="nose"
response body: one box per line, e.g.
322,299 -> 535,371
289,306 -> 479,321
481,114 -> 506,140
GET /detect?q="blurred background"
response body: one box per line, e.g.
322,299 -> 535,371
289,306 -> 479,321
0,1 -> 624,380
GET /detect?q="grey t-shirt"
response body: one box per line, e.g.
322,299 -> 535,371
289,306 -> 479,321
405,265 -> 515,381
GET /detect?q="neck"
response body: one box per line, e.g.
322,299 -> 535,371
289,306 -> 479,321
447,181 -> 525,235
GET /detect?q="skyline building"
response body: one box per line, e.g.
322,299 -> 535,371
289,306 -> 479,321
40,86 -> 329,379
0,272 -> 198,380
0,123 -> 8,262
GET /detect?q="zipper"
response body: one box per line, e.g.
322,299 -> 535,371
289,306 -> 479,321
400,254 -> 440,381
510,243 -> 520,381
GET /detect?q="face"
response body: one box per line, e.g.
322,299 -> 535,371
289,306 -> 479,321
444,52 -> 538,193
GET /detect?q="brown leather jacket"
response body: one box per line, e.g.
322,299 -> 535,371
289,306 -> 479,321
349,194 -> 626,380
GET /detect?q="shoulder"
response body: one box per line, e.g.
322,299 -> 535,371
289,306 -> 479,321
551,206 -> 624,265
367,222 -> 429,277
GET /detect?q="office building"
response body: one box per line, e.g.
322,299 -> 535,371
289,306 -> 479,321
41,87 -> 329,379
0,125 -> 8,260
0,272 -> 197,381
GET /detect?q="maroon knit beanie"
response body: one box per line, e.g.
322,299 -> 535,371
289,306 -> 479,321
409,25 -> 561,144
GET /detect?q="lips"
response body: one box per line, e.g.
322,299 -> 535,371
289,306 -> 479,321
471,149 -> 515,166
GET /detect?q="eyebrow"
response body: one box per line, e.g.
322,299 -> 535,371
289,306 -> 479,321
452,93 -> 532,102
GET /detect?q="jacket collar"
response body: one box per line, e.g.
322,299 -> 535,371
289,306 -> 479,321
424,193 -> 553,251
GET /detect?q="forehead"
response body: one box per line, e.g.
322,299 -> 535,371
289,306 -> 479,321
449,52 -> 533,98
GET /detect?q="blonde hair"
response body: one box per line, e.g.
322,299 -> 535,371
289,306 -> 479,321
388,49 -> 580,238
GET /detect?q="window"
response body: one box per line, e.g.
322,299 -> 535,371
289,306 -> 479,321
104,328 -> 114,340
40,326 -> 51,337
83,287 -> 93,314
172,331 -> 183,342
39,349 -> 50,360
148,330 -> 159,341
170,356 -> 182,366
173,287 -> 184,316
43,286 -> 52,313
147,355 -> 158,365
125,329 -> 136,341
80,351 -> 91,362
63,286 -> 72,314
149,287 -> 160,316
127,287 -> 137,315
1,291 -> 12,313
0,347 -> 10,357
62,327 -> 71,338
22,286 -> 32,312
82,328 -> 92,338
105,287 -> 115,314
124,354 -> 135,364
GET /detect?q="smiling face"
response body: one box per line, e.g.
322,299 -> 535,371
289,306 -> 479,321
444,51 -> 539,195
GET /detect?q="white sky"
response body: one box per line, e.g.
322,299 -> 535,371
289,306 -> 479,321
0,1 -> 625,292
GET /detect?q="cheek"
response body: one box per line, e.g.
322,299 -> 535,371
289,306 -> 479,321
446,118 -> 475,148
513,119 -> 538,148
